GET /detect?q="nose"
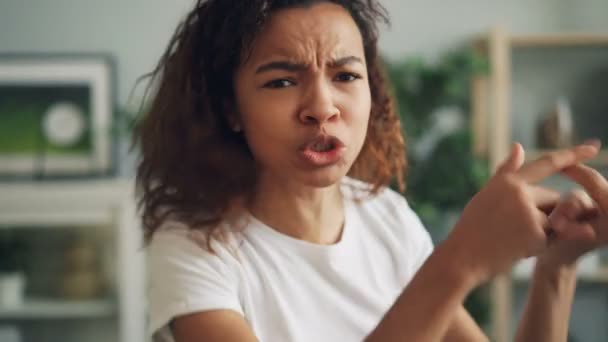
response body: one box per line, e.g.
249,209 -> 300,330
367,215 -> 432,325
298,80 -> 340,125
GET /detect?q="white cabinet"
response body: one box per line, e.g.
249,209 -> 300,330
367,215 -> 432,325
0,180 -> 146,342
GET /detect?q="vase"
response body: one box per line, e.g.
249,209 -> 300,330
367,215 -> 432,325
537,97 -> 574,149
0,272 -> 25,308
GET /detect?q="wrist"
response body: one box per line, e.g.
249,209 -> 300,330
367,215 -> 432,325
536,253 -> 579,273
533,258 -> 578,291
435,238 -> 486,290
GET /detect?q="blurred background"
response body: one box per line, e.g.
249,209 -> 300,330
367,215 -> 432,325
0,1 -> 607,341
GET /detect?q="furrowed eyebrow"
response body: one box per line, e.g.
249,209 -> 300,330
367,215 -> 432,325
255,61 -> 307,74
327,56 -> 363,68
255,56 -> 363,74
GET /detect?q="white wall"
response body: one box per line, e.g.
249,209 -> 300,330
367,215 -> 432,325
0,0 -> 606,105
379,0 -> 561,60
0,0 -> 193,106
556,0 -> 608,32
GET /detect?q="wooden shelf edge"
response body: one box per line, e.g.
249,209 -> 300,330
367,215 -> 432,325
513,269 -> 608,284
510,34 -> 608,47
0,298 -> 117,319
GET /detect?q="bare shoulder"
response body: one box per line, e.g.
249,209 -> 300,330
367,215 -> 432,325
172,309 -> 258,342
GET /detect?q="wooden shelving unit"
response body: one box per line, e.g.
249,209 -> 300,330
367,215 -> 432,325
510,34 -> 608,47
471,27 -> 608,342
0,180 -> 146,342
513,269 -> 608,284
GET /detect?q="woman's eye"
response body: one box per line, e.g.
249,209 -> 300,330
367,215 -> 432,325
263,79 -> 295,89
335,72 -> 362,82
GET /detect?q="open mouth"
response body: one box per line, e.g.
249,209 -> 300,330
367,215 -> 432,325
298,135 -> 345,166
301,135 -> 344,152
310,139 -> 337,152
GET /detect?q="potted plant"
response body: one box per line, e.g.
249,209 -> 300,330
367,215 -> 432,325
0,230 -> 26,307
386,49 -> 491,329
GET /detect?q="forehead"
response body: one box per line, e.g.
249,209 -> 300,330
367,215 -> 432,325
245,3 -> 365,65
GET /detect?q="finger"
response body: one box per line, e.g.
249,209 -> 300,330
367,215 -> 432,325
567,191 -> 600,223
529,186 -> 560,215
496,143 -> 525,175
516,144 -> 599,183
549,190 -> 599,236
583,138 -> 602,150
534,210 -> 554,242
552,220 -> 597,241
561,190 -> 596,219
561,164 -> 608,210
549,195 -> 586,236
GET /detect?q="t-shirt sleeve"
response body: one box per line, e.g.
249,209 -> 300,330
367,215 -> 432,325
388,190 -> 435,273
146,227 -> 243,339
406,207 -> 434,272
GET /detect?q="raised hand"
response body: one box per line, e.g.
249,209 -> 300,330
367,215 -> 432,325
537,189 -> 606,267
443,142 -> 600,284
538,158 -> 608,267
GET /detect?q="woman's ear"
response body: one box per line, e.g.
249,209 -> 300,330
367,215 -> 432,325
228,115 -> 242,132
224,101 -> 242,132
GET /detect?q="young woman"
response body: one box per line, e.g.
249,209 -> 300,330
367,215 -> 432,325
135,1 -> 608,341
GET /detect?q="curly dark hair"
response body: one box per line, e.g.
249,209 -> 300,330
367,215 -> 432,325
134,0 -> 407,244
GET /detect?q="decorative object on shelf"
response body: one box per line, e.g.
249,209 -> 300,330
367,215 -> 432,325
0,325 -> 21,342
0,273 -> 25,308
537,97 -> 575,149
42,102 -> 87,147
0,231 -> 26,308
0,54 -> 114,179
58,236 -> 105,300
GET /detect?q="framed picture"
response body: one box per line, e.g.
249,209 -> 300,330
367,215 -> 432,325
0,55 -> 114,178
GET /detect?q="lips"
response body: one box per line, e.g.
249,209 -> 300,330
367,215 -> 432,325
298,135 -> 346,167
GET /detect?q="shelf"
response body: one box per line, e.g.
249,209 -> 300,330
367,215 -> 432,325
0,298 -> 116,319
525,150 -> 608,166
513,269 -> 608,284
0,180 -> 134,227
0,180 -> 146,342
474,26 -> 608,342
474,32 -> 608,50
510,34 -> 608,48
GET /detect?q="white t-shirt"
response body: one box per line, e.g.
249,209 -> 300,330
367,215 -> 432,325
147,178 -> 434,342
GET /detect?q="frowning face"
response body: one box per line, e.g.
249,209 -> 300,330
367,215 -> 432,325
234,2 -> 371,189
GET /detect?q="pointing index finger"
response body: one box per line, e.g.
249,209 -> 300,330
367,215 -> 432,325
562,164 -> 608,211
516,145 -> 599,184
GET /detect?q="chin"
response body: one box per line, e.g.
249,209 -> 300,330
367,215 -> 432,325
295,164 -> 349,189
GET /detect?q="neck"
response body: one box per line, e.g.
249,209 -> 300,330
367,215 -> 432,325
248,174 -> 345,245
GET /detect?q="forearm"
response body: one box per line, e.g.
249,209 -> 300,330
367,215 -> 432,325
366,242 -> 480,342
515,259 -> 578,342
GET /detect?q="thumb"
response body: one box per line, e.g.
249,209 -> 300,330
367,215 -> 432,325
497,143 -> 525,175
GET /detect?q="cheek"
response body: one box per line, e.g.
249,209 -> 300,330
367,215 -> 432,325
237,94 -> 298,160
343,85 -> 371,138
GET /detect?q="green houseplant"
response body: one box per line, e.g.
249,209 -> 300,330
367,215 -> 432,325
385,48 -> 491,327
